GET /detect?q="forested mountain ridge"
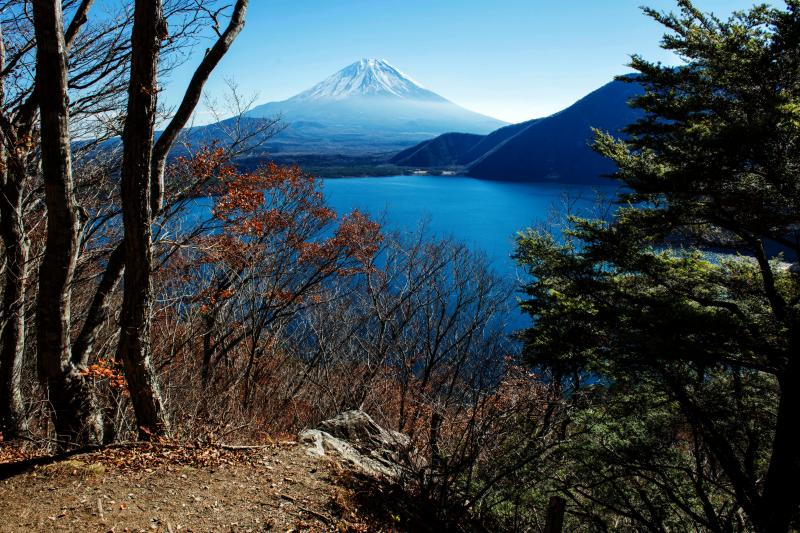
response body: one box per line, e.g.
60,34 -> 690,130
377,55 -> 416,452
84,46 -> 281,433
392,77 -> 643,183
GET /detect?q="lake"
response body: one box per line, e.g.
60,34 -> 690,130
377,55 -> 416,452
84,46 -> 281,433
182,174 -> 619,329
322,175 -> 619,279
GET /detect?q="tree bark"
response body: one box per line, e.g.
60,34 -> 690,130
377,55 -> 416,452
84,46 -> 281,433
115,0 -> 169,439
760,356 -> 800,533
150,0 -> 248,214
0,170 -> 29,438
115,0 -> 249,439
72,243 -> 125,366
544,496 -> 566,533
32,0 -> 102,447
0,26 -> 28,439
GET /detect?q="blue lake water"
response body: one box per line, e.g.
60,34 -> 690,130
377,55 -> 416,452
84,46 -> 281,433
181,175 -> 619,330
322,175 -> 619,280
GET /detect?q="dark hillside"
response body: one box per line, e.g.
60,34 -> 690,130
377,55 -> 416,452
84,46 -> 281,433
391,77 -> 643,184
390,132 -> 484,166
468,78 -> 642,182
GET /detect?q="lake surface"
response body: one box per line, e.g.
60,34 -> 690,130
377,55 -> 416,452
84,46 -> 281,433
322,175 -> 619,279
182,174 -> 618,329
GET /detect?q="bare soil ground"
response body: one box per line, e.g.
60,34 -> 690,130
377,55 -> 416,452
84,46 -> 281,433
0,440 -> 425,533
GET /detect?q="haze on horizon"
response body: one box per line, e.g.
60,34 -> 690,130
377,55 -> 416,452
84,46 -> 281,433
163,0 -> 774,126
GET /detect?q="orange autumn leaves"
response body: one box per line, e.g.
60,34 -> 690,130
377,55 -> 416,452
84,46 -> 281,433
297,210 -> 382,272
177,149 -> 383,311
80,357 -> 128,391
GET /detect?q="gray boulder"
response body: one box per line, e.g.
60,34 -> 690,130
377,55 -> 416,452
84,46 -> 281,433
298,410 -> 411,479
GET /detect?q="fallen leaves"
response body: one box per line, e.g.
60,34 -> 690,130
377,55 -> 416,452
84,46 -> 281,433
1,440 -> 412,532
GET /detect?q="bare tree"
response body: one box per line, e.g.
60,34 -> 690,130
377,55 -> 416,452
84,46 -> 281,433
0,21 -> 28,438
31,0 -> 102,446
0,0 -> 246,445
1,0 -> 134,442
0,21 -> 27,438
115,0 -> 249,438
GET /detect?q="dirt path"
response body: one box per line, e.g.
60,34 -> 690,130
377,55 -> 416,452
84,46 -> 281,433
0,441 -> 406,532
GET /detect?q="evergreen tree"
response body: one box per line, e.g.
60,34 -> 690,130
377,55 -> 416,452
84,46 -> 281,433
516,2 -> 800,531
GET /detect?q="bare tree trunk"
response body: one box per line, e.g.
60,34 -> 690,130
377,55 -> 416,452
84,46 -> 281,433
72,244 -> 125,366
149,0 -> 249,214
201,310 -> 217,387
115,0 -> 169,439
32,0 -> 102,446
0,171 -> 29,438
543,496 -> 566,533
0,28 -> 28,439
115,0 -> 249,439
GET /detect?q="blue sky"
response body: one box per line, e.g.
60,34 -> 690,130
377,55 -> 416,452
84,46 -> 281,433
163,0 -> 773,125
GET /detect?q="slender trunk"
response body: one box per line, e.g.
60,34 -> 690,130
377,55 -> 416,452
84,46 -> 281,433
0,166 -> 28,439
760,354 -> 800,533
749,237 -> 797,533
201,310 -> 216,386
115,0 -> 168,439
115,0 -> 249,439
149,0 -> 249,214
72,243 -> 125,366
0,2 -> 27,440
32,0 -> 101,446
194,310 -> 217,422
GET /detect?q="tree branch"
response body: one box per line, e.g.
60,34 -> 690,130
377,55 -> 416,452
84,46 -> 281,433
150,0 -> 248,214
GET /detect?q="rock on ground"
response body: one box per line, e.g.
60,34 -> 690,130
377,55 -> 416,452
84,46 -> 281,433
298,410 -> 412,479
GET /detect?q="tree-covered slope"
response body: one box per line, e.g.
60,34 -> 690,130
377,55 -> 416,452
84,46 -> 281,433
392,77 -> 643,183
468,78 -> 642,182
390,132 -> 485,166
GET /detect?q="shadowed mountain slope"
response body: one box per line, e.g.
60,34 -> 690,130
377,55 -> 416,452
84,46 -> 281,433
393,77 -> 643,183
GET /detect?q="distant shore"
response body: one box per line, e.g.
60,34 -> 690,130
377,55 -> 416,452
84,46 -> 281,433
233,151 -> 465,179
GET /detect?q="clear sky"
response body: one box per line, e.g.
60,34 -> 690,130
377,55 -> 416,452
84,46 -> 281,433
162,0 -> 775,125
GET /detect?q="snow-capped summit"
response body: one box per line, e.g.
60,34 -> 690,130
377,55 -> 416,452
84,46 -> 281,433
292,58 -> 445,102
242,59 -> 507,154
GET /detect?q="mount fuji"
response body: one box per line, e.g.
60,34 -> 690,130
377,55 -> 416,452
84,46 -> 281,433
284,58 -> 443,101
239,59 -> 506,154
